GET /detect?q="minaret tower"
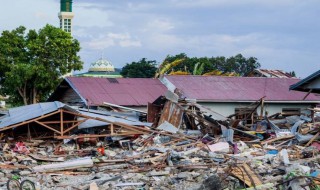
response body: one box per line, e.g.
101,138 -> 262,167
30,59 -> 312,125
58,0 -> 74,34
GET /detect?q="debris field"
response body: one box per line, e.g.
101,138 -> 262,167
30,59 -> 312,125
0,93 -> 320,190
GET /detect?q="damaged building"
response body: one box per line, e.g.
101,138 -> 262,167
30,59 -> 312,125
0,74 -> 319,189
160,75 -> 320,117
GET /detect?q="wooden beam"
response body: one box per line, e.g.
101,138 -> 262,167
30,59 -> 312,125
0,110 -> 61,132
62,109 -> 114,123
41,121 -> 80,124
63,119 -> 89,134
34,121 -> 61,135
260,98 -> 264,119
62,109 -> 195,141
113,122 -> 150,134
261,135 -> 294,145
305,131 -> 320,147
303,89 -> 312,100
111,124 -> 114,135
60,109 -> 64,136
55,132 -> 145,140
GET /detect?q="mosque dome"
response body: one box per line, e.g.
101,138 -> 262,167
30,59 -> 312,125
88,58 -> 115,72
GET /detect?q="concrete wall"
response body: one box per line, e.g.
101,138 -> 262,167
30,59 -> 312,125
198,102 -> 314,117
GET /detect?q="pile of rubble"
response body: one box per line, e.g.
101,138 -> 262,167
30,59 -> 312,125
0,93 -> 320,190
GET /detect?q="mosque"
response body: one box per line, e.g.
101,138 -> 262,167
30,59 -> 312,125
75,57 -> 122,78
59,0 -> 122,78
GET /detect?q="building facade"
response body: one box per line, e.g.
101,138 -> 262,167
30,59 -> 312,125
58,0 -> 74,34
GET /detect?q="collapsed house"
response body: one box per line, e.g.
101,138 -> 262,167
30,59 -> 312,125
0,88 -> 319,189
160,75 -> 320,117
0,101 -> 152,140
0,75 -> 320,189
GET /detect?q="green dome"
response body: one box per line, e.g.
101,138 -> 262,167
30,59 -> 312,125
88,58 -> 115,72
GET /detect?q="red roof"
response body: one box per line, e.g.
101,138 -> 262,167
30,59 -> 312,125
66,77 -> 167,106
164,75 -> 320,102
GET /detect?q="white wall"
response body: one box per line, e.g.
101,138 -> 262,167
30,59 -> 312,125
198,102 -> 314,117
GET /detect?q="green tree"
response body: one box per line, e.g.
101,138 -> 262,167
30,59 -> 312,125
193,62 -> 204,75
288,71 -> 296,77
224,54 -> 260,76
121,58 -> 157,78
157,53 -> 260,76
0,25 -> 83,105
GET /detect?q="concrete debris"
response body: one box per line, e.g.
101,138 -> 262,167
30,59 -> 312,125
0,96 -> 319,189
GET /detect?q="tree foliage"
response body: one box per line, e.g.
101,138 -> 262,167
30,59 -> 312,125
157,53 -> 261,77
121,58 -> 157,78
0,25 -> 83,105
288,71 -> 296,77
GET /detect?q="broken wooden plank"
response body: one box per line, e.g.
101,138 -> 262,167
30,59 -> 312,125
230,163 -> 263,187
305,131 -> 320,147
261,135 -> 294,145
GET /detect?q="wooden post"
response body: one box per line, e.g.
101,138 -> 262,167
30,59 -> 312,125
27,124 -> 31,141
111,124 -> 114,135
60,109 -> 64,136
260,98 -> 264,119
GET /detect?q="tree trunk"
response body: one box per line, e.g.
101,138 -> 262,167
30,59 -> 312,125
17,83 -> 28,105
32,87 -> 37,104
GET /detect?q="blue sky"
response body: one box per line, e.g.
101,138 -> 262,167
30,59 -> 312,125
0,0 -> 319,77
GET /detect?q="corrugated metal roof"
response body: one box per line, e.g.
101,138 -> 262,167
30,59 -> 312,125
66,77 -> 167,106
290,70 -> 320,93
0,101 -> 76,129
254,69 -> 295,78
164,75 -> 320,102
78,111 -> 152,129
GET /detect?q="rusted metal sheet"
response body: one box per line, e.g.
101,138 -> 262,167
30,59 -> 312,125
147,103 -> 162,123
158,101 -> 183,128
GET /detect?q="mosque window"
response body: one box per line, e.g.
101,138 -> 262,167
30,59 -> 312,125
63,19 -> 72,33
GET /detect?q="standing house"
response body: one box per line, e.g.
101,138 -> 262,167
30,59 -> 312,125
160,75 -> 320,117
290,70 -> 320,94
48,77 -> 167,111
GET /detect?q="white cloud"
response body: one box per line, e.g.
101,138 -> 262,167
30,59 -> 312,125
119,40 -> 141,47
107,33 -> 130,40
85,32 -> 141,50
86,37 -> 115,50
0,0 -> 58,31
74,3 -> 113,28
126,2 -> 155,11
170,0 -> 305,8
146,19 -> 175,32
1,0 -> 319,78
